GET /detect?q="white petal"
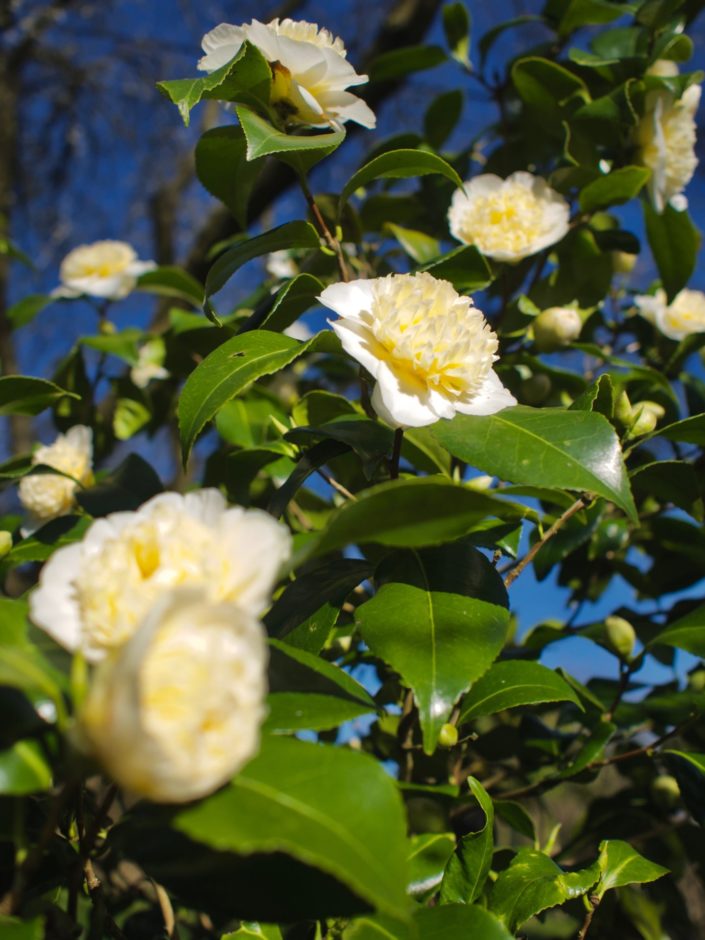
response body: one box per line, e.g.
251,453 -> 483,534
29,543 -> 85,656
128,259 -> 157,276
198,23 -> 246,71
318,279 -> 375,321
219,509 -> 292,613
180,488 -> 229,526
372,361 -> 440,428
456,369 -> 517,417
329,319 -> 384,379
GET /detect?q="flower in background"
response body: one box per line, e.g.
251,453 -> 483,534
198,18 -> 376,130
319,272 -> 516,428
77,589 -> 267,803
448,172 -> 570,263
636,63 -> 700,212
53,241 -> 156,301
533,306 -> 583,352
30,489 -> 291,661
634,288 -> 705,340
19,426 -> 93,528
266,249 -> 298,280
131,338 -> 169,389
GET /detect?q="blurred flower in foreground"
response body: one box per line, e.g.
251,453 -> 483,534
30,489 -> 290,661
636,62 -> 700,212
53,241 -> 156,301
19,426 -> 93,528
634,288 -> 705,340
448,172 -> 570,262
131,338 -> 169,388
78,589 -> 267,802
198,18 -> 375,129
533,306 -> 583,352
320,272 -> 516,428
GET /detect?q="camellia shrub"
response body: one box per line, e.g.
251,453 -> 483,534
3,2 -> 705,938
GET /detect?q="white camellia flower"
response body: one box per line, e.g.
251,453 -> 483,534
30,489 -> 291,662
319,272 -> 516,428
198,18 -> 376,130
634,288 -> 705,340
53,241 -> 156,301
448,172 -> 570,263
130,339 -> 169,389
77,588 -> 267,803
636,66 -> 700,212
19,426 -> 93,527
533,306 -> 583,352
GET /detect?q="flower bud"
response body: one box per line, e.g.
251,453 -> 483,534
605,615 -> 636,659
521,373 -> 552,405
612,251 -> 637,275
438,723 -> 458,747
688,669 -> 705,692
650,774 -> 680,809
630,401 -> 665,437
615,390 -> 633,426
533,307 -> 583,352
0,531 -> 11,558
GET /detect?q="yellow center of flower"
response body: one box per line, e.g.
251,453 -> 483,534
665,290 -> 705,334
61,241 -> 135,281
365,272 -> 498,398
455,185 -> 546,256
269,17 -> 347,56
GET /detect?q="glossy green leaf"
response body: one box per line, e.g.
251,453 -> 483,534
174,736 -> 411,922
339,149 -> 462,213
644,201 -> 699,302
408,833 -> 456,897
415,905 -> 513,940
0,376 -> 79,417
385,224 -> 441,264
205,220 -> 320,300
307,477 -> 523,560
195,126 -> 262,227
458,661 -> 582,722
178,330 -> 338,462
0,740 -> 52,795
356,543 -> 509,752
651,603 -> 705,656
658,413 -> 705,444
512,56 -> 589,114
663,750 -> 705,826
558,0 -> 630,35
260,273 -> 324,332
430,406 -> 636,520
594,840 -> 668,898
420,244 -> 493,291
236,105 -> 345,173
440,777 -> 494,903
137,266 -> 204,307
223,924 -> 282,940
579,166 -> 651,212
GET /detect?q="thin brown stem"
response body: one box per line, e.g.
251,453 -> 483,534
400,689 -> 416,783
389,427 -> 404,480
298,174 -> 350,282
316,468 -> 357,501
577,895 -> 601,940
503,495 -> 590,589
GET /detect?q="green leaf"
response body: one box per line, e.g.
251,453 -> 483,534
489,848 -> 599,931
594,840 -> 668,899
579,166 -> 651,213
195,126 -> 262,227
7,295 -> 51,329
178,329 -> 338,462
369,45 -> 446,83
651,603 -> 705,656
419,245 -> 493,291
442,3 -> 471,65
458,661 -> 582,722
424,90 -> 464,150
259,274 -> 324,333
0,917 -> 44,940
137,266 -> 204,307
174,736 -> 411,922
223,924 -> 282,940
339,149 -> 462,214
478,15 -> 543,68
356,543 -> 509,752
306,477 -> 523,560
415,905 -> 514,939
205,220 -> 320,301
430,406 -> 637,520
385,224 -> 441,264
658,413 -> 705,444
80,328 -> 142,363
644,201 -> 699,302
440,777 -> 494,903
511,57 -> 589,115
558,0 -> 631,36
236,105 -> 345,173
157,41 -> 272,125
0,376 -> 79,417
76,454 -> 163,516
0,740 -> 52,795
663,750 -> 705,826
408,833 -> 456,897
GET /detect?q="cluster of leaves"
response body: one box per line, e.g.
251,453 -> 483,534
2,1 -> 705,938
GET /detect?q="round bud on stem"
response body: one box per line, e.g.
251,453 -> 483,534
605,615 -> 636,659
438,723 -> 458,747
533,307 -> 583,352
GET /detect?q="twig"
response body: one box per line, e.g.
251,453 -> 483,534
503,495 -> 590,589
389,427 -> 404,480
577,895 -> 601,940
400,689 -> 416,782
298,174 -> 350,283
316,468 -> 357,501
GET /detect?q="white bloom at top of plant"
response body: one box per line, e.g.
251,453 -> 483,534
19,426 -> 93,527
198,18 -> 375,130
131,339 -> 169,389
53,241 -> 156,301
319,272 -> 516,429
533,306 -> 583,351
636,77 -> 701,212
448,172 -> 570,263
77,588 -> 267,803
634,288 -> 705,340
30,489 -> 291,662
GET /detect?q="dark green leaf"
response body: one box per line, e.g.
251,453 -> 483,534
579,166 -> 651,212
7,295 -> 51,329
195,126 -> 262,227
558,0 -> 631,36
651,603 -> 705,656
237,105 -> 346,173
137,266 -> 204,307
644,201 -> 699,302
511,57 -> 589,115
419,245 -> 493,291
260,273 -> 324,332
424,90 -> 464,150
0,376 -> 79,417
459,661 -> 582,722
0,740 -> 52,795
76,454 -> 163,516
442,3 -> 471,65
0,917 -> 43,940
440,777 -> 494,903
594,840 -> 668,898
369,45 -> 446,83
415,905 -> 513,939
408,833 -> 456,897
663,750 -> 705,826
339,150 -> 462,213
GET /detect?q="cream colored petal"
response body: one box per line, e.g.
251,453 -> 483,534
198,23 -> 246,71
29,543 -> 85,656
372,361 -> 440,428
329,319 -> 383,379
456,369 -> 517,416
319,279 -> 376,321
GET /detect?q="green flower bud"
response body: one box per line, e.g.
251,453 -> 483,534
533,307 -> 583,352
688,669 -> 705,692
615,390 -> 633,426
438,723 -> 458,747
612,251 -> 637,275
605,615 -> 636,659
630,401 -> 665,437
521,373 -> 552,405
650,774 -> 680,809
0,530 -> 11,559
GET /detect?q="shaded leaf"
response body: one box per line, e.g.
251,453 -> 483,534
0,377 -> 79,417
459,661 -> 582,722
339,149 -> 462,213
439,777 -> 494,904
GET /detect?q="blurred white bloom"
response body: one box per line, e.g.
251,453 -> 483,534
448,172 -> 570,262
283,321 -> 313,341
78,589 -> 267,803
266,249 -> 298,280
635,288 -> 705,340
53,241 -> 156,301
19,426 -> 93,527
30,489 -> 291,661
198,18 -> 375,129
320,272 -> 516,428
131,339 -> 169,389
636,74 -> 700,212
533,306 -> 583,351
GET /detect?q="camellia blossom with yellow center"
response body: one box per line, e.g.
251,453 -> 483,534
634,288 -> 705,341
448,172 -> 570,263
53,240 -> 156,301
30,489 -> 291,662
198,18 -> 375,130
19,426 -> 93,528
77,588 -> 267,803
636,62 -> 701,212
319,272 -> 516,428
